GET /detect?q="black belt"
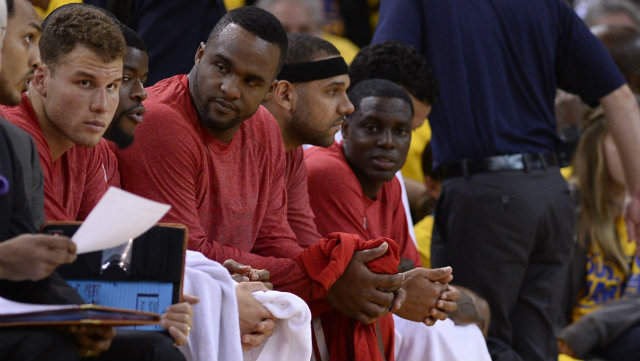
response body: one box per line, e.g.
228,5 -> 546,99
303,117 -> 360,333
440,152 -> 558,179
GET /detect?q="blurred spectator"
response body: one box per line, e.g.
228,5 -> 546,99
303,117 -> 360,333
255,0 -> 359,63
581,0 -> 640,29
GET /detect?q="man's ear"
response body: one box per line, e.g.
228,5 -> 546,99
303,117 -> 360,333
194,42 -> 205,64
273,80 -> 295,113
31,66 -> 48,96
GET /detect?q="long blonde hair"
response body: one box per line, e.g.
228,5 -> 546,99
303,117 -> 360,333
571,117 -> 629,275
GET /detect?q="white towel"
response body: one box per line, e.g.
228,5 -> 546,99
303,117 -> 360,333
393,315 -> 491,361
179,251 -> 243,361
243,290 -> 312,361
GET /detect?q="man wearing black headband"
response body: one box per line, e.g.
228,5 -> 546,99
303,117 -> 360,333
263,33 -> 353,248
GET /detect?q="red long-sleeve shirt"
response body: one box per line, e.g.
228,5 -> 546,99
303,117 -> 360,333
285,147 -> 322,248
113,75 -> 324,299
2,95 -> 109,221
305,143 -> 422,267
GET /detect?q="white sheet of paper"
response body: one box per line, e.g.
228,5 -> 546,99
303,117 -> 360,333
71,187 -> 171,254
0,296 -> 77,315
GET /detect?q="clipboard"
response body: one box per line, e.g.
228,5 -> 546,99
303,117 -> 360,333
41,222 -> 187,331
0,300 -> 160,327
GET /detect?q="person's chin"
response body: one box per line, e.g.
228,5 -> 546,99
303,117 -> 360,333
203,115 -> 241,132
76,137 -> 103,148
316,135 -> 336,148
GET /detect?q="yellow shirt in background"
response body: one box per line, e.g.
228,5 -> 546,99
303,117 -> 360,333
401,121 -> 431,183
414,214 -> 434,268
223,0 -> 244,10
34,0 -> 81,18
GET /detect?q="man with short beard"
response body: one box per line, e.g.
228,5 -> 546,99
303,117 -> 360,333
103,23 -> 148,151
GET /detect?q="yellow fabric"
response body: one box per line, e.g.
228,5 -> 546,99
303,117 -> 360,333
414,214 -> 434,268
34,0 -> 81,18
401,121 -> 431,183
561,166 -> 572,180
223,0 -> 244,10
558,353 -> 582,361
322,33 -> 359,64
572,217 -> 640,322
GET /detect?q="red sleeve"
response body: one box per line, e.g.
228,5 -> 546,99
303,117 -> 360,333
115,103 -> 321,300
388,178 -> 422,267
284,148 -> 322,248
251,115 -> 307,259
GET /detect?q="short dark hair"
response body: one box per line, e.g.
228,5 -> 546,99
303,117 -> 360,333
285,33 -> 339,64
6,0 -> 13,17
40,4 -> 126,72
348,78 -> 414,117
349,41 -> 439,106
118,22 -> 147,52
208,6 -> 288,73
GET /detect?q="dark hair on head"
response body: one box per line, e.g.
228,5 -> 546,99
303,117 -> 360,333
208,6 -> 288,74
348,78 -> 414,117
40,4 -> 126,72
6,0 -> 13,17
592,24 -> 640,75
350,41 -> 439,106
118,22 -> 146,52
285,33 -> 339,64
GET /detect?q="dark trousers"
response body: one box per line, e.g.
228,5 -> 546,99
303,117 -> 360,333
432,168 -> 574,361
0,329 -> 186,361
0,329 -> 79,361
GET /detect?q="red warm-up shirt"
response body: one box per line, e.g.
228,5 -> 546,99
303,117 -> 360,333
2,94 -> 109,221
305,143 -> 422,267
113,75 -> 325,299
285,147 -> 322,248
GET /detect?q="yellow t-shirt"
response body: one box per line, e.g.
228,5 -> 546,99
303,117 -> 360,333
223,0 -> 244,10
34,0 -> 82,18
401,121 -> 431,183
572,217 -> 640,322
414,214 -> 434,268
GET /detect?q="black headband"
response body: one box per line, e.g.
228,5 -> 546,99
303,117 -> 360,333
278,57 -> 349,83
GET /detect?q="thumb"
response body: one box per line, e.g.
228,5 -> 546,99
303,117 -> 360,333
356,241 -> 389,263
182,293 -> 200,305
223,259 -> 251,275
423,266 -> 453,282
